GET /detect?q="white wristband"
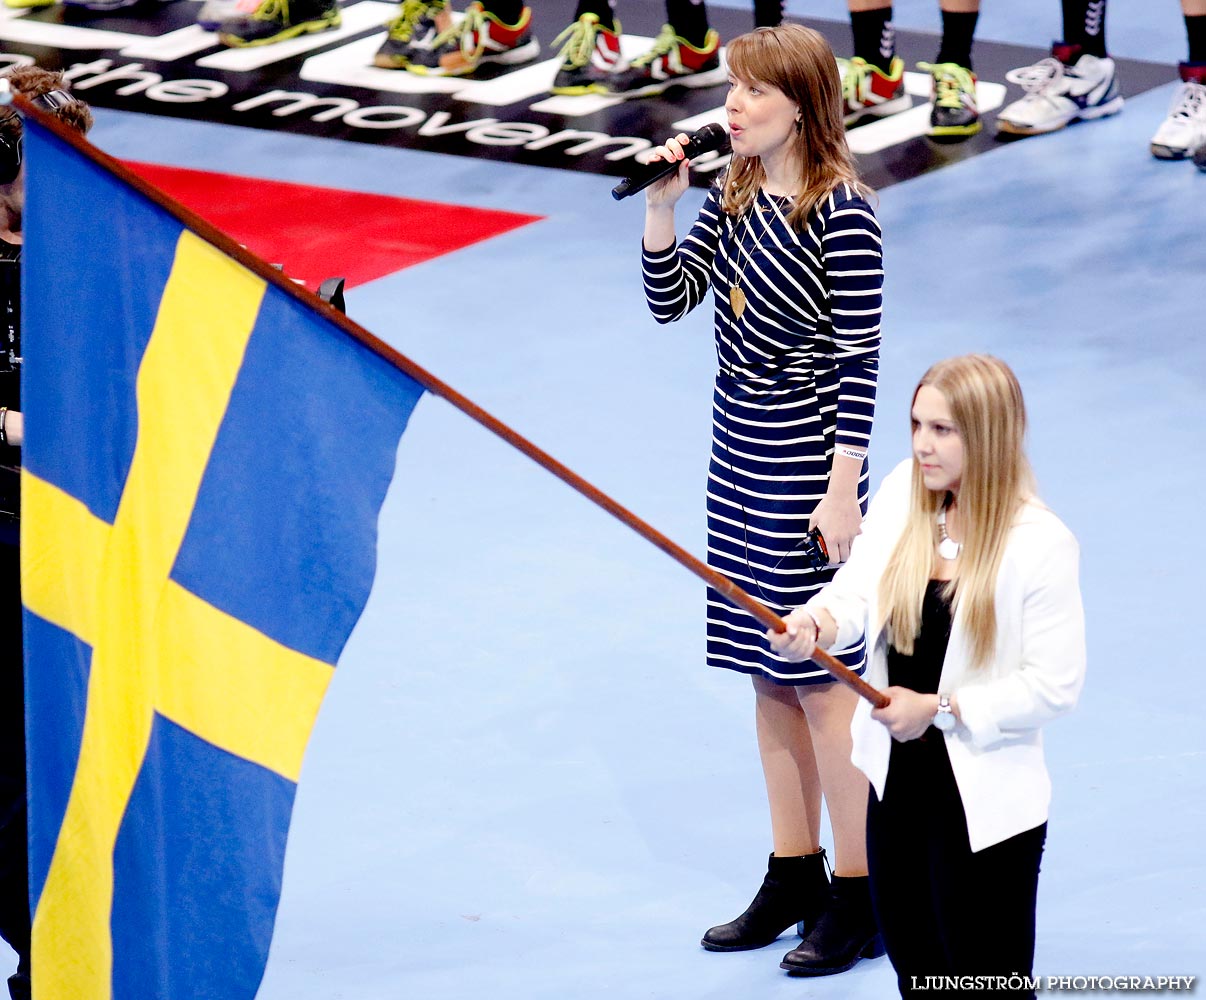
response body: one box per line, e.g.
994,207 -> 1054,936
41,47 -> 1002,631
835,445 -> 866,462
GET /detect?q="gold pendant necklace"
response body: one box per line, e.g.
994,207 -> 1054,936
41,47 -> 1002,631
728,191 -> 784,323
729,284 -> 747,320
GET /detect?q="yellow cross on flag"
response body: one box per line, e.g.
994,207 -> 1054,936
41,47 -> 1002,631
20,118 -> 424,999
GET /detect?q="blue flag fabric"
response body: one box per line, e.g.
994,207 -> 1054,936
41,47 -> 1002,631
19,119 -> 424,999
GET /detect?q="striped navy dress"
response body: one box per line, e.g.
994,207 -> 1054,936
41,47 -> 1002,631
642,182 -> 881,684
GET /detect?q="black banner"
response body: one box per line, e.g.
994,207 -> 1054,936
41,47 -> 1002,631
0,0 -> 1176,190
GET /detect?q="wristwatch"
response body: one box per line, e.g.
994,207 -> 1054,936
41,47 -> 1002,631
933,694 -> 956,732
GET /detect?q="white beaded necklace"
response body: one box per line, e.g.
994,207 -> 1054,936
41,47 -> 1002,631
936,508 -> 962,561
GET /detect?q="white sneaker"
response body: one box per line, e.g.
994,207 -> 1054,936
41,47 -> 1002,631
996,45 -> 1124,136
197,0 -> 257,31
1150,67 -> 1206,160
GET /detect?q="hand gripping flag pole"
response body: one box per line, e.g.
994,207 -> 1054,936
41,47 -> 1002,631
13,93 -> 888,712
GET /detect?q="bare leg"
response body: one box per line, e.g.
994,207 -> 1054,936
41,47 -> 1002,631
702,686 -> 833,951
752,675 -> 823,857
776,681 -> 878,975
797,682 -> 869,877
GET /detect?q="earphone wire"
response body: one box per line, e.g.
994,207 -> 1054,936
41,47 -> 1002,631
716,198 -> 821,612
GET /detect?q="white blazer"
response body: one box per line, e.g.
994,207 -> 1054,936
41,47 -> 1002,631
806,460 -> 1086,852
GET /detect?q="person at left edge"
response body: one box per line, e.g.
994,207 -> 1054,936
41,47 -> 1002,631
0,65 -> 94,1000
641,25 -> 884,977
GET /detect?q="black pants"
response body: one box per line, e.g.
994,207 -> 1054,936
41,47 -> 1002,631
0,542 -> 29,984
866,734 -> 1045,999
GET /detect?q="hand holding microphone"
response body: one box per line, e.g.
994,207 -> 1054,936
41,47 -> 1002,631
644,131 -> 693,208
611,123 -> 730,201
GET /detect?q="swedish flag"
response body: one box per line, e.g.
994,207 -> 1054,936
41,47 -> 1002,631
19,120 -> 424,998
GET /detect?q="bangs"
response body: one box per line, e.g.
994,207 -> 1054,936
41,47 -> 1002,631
725,32 -> 793,92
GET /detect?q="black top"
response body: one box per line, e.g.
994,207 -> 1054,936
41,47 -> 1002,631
887,580 -> 953,747
1,237 -> 20,539
887,580 -> 953,692
0,237 -> 18,406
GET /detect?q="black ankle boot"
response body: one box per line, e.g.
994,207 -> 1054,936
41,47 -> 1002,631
779,873 -> 884,975
701,850 -> 830,952
7,972 -> 31,1000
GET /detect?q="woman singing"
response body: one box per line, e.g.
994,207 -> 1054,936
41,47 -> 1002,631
770,354 -> 1086,996
642,24 -> 883,975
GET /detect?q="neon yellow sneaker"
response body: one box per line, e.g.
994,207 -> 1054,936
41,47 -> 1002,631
550,13 -> 623,96
610,23 -> 726,100
372,0 -> 450,70
840,56 -> 911,125
218,0 -> 341,48
918,61 -> 981,142
405,2 -> 539,78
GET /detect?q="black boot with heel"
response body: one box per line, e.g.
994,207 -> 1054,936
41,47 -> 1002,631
701,850 -> 830,952
779,873 -> 884,975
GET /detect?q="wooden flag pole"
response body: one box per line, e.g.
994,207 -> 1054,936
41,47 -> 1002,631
20,98 -> 888,710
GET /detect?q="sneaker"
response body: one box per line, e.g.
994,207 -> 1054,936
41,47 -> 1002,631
996,43 -> 1123,136
609,23 -> 726,100
1194,140 -> 1206,172
197,0 -> 259,31
373,0 -> 450,70
550,12 -> 623,96
406,2 -> 539,78
218,0 -> 340,46
917,61 -> 980,142
839,55 -> 911,126
1149,63 -> 1206,160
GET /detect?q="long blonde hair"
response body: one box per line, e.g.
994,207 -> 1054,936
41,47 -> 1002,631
720,25 -> 864,228
878,355 -> 1036,667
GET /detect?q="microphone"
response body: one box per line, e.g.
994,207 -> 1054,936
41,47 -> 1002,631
611,123 -> 731,201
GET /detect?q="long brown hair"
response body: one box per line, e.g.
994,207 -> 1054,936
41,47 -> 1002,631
720,25 -> 864,228
878,355 -> 1036,667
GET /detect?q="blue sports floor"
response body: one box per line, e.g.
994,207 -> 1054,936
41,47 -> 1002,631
12,0 -> 1206,995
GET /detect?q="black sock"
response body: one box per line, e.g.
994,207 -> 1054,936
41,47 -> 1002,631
851,6 -> 895,67
935,9 -> 978,69
1187,13 -> 1206,64
573,0 -> 615,31
666,0 -> 710,48
753,0 -> 783,29
1061,0 -> 1107,57
485,0 -> 524,25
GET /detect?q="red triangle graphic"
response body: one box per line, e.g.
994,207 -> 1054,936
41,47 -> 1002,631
124,162 -> 543,290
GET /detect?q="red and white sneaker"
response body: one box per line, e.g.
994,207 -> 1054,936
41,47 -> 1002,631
406,1 -> 539,77
550,13 -> 623,95
839,56 -> 911,125
610,23 -> 726,100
